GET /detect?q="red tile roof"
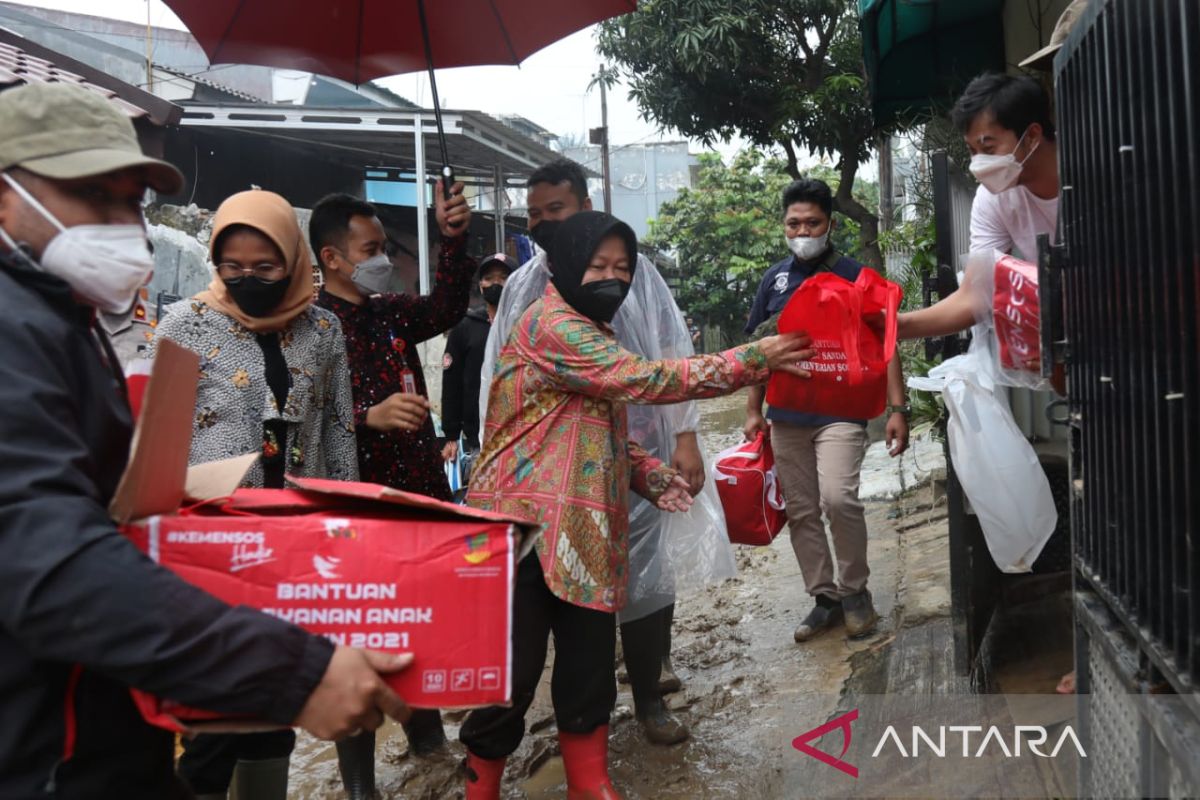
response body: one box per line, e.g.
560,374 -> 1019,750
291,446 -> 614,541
0,39 -> 148,118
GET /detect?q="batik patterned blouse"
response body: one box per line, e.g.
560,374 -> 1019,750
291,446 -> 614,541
467,284 -> 770,612
150,300 -> 359,487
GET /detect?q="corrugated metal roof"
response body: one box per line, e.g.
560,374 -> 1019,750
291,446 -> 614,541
152,63 -> 264,104
0,39 -> 149,118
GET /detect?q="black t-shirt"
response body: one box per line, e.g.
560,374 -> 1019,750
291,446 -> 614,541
441,306 -> 491,449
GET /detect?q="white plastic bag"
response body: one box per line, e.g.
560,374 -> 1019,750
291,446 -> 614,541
908,350 -> 1057,573
958,250 -> 1054,392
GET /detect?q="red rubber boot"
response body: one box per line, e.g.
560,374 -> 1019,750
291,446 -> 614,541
559,726 -> 622,800
464,752 -> 505,800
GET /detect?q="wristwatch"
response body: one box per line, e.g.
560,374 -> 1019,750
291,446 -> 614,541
886,404 -> 912,418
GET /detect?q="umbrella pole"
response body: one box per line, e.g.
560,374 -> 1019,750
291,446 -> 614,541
416,0 -> 454,202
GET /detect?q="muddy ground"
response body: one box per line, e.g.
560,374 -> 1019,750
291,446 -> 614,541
289,391 -> 955,799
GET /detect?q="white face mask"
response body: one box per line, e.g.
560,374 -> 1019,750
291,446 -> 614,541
969,128 -> 1039,194
0,173 -> 152,313
787,230 -> 829,261
348,252 -> 394,297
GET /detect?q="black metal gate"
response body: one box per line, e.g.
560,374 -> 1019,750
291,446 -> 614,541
1056,0 -> 1199,700
1051,0 -> 1200,792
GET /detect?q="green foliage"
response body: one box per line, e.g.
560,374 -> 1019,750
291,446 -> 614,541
596,0 -> 885,267
879,217 -> 937,312
897,340 -> 945,435
647,150 -> 788,342
648,150 -> 879,343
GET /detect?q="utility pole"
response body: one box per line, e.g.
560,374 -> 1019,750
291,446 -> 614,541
144,1 -> 153,91
599,79 -> 612,214
878,133 -> 894,233
589,68 -> 614,214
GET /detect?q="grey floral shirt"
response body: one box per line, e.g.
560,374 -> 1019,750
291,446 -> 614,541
149,299 -> 359,487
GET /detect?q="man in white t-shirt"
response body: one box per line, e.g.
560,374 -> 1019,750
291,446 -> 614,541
899,73 -> 1060,339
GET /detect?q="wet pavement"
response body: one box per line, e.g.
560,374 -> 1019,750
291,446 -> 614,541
288,391 -> 954,799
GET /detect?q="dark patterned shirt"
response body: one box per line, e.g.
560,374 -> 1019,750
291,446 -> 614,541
317,234 -> 474,500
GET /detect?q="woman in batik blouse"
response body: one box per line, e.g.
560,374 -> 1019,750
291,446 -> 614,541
459,211 -> 814,800
150,188 -> 357,800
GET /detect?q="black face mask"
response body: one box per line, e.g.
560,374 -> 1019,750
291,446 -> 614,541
573,278 -> 630,324
224,274 -> 292,318
530,219 -> 561,253
481,283 -> 505,306
547,210 -> 639,324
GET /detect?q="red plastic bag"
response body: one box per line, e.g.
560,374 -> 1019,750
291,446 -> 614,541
992,254 -> 1041,373
711,432 -> 788,546
767,267 -> 901,420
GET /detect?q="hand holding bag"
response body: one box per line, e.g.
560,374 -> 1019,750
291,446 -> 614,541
767,267 -> 902,419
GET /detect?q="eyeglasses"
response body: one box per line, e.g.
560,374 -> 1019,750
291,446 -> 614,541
217,262 -> 287,280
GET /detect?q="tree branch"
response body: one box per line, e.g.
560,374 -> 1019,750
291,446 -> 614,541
781,139 -> 802,180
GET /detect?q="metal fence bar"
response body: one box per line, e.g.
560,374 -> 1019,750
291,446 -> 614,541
1173,0 -> 1200,683
1061,0 -> 1199,695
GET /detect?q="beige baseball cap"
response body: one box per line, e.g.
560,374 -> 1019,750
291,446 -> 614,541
1021,0 -> 1089,70
0,81 -> 183,194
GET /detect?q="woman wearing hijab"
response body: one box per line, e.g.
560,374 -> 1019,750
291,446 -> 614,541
151,189 -> 358,800
460,212 -> 814,799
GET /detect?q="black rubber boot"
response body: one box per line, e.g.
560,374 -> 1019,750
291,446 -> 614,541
336,730 -> 377,800
635,696 -> 690,745
403,708 -> 448,756
794,594 -> 844,642
621,607 -> 690,745
658,602 -> 682,693
228,757 -> 288,800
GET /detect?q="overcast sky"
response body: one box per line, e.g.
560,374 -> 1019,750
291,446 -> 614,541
5,0 -> 766,160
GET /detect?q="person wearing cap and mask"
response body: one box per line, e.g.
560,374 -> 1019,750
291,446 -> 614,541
896,8 -> 1082,696
0,82 -> 413,799
897,4 -> 1085,340
459,211 -> 815,799
441,252 -> 515,462
151,189 -> 363,799
483,159 -> 718,747
898,73 -> 1060,339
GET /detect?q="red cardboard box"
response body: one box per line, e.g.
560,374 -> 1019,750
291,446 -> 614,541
111,341 -> 534,733
992,254 -> 1041,373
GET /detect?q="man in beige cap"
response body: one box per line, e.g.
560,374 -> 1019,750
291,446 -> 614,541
0,81 -> 414,798
896,2 -> 1086,343
1021,0 -> 1088,72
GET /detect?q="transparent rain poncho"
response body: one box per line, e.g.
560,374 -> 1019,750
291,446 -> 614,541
480,252 -> 736,622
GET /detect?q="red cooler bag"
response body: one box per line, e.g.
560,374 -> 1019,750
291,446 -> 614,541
711,432 -> 788,546
993,254 -> 1041,373
767,267 -> 901,420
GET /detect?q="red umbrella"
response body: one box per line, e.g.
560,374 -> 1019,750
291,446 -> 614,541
162,0 -> 637,191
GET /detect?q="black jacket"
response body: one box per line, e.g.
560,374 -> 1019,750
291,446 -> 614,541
441,306 -> 491,450
0,252 -> 334,798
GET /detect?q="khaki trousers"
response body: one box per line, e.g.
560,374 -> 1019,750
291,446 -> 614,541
770,421 -> 870,599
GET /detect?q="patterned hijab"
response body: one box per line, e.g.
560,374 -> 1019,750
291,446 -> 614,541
195,189 -> 314,333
